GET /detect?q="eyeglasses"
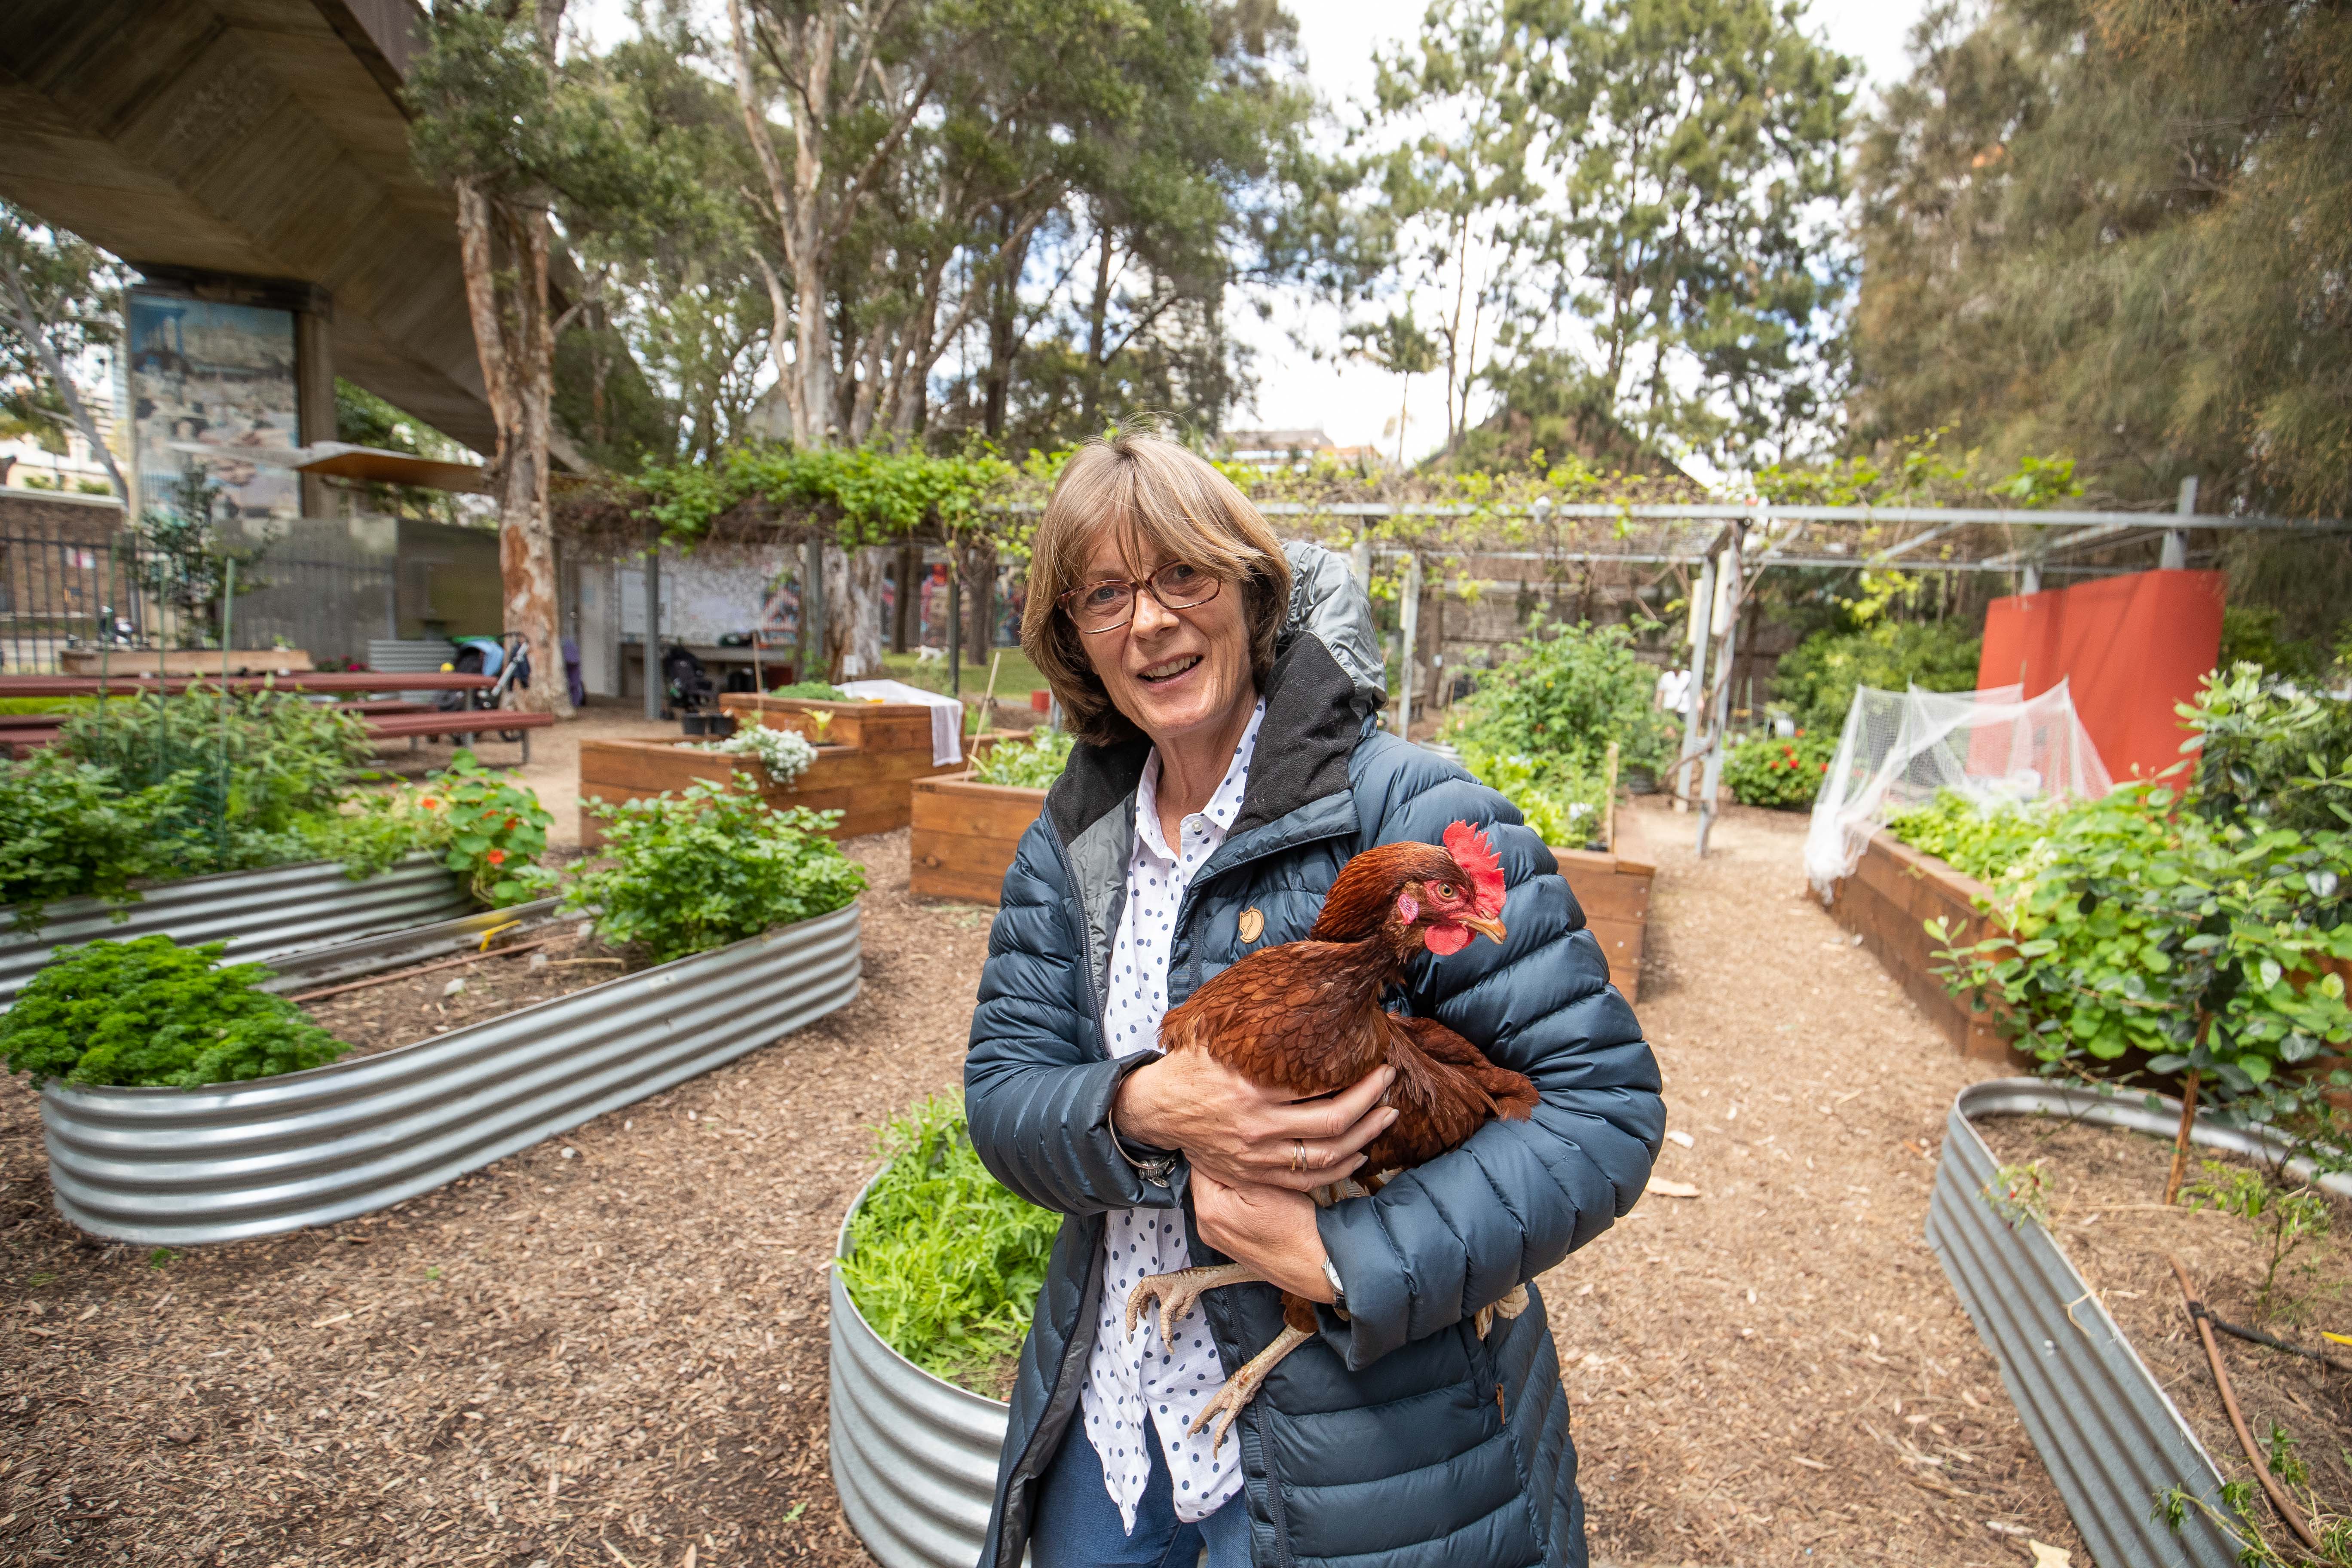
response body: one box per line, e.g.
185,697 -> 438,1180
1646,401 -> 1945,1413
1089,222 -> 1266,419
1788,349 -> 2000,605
1058,563 -> 1222,635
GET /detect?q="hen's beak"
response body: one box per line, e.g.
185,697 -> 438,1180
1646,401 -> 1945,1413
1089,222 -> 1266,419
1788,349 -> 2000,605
1458,915 -> 1507,945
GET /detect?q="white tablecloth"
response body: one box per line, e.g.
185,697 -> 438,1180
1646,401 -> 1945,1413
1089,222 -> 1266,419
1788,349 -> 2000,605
836,678 -> 964,766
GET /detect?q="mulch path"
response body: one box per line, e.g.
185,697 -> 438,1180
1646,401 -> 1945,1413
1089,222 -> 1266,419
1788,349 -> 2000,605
0,797 -> 2095,1568
1555,798 -> 2082,1568
1976,1115 -> 2351,1540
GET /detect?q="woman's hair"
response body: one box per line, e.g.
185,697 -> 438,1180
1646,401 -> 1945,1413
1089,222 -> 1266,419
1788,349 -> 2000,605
1021,424 -> 1293,746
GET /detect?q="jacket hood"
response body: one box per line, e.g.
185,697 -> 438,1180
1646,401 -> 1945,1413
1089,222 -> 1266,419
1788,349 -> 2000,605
1279,541 -> 1386,717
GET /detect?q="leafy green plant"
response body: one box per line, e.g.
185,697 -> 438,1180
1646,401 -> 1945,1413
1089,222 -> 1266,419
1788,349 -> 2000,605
765,680 -> 848,701
1444,617 -> 1677,776
0,755 -> 192,929
838,1093 -> 1060,1396
419,750 -> 557,906
1773,620 -> 1983,735
568,780 -> 867,964
2182,663 -> 2352,835
1885,789 -> 2061,881
2181,1162 -> 2335,1321
0,936 -> 345,1088
969,728 -> 1073,790
1722,728 -> 1836,810
1467,747 -> 1610,848
700,723 -> 818,787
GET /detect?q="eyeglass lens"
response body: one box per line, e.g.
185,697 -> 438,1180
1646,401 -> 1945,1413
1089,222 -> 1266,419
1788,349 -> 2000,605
1071,564 -> 1219,629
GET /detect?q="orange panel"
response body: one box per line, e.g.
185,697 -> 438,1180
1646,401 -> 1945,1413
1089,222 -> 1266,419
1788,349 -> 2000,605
1975,570 -> 2223,783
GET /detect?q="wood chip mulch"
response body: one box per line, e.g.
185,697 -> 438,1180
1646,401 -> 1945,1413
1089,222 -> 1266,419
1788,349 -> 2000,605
1556,799 -> 2083,1568
0,828 -> 990,1568
1978,1114 -> 2351,1539
297,918 -> 626,1059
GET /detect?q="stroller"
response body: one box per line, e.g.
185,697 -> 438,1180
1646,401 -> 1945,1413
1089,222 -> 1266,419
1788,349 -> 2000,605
663,644 -> 715,714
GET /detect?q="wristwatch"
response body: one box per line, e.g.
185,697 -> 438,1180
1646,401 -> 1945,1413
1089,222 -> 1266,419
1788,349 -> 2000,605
1322,1257 -> 1348,1313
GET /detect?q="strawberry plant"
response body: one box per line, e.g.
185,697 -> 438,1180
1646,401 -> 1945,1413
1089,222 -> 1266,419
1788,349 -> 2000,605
569,780 -> 867,964
0,936 -> 344,1088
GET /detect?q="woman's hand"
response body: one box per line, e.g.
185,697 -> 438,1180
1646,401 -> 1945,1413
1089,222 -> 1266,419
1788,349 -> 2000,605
1191,1170 -> 1334,1302
1115,1053 -> 1396,1192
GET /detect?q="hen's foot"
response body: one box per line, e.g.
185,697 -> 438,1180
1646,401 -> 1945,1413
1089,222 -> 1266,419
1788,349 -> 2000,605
1473,1283 -> 1531,1338
1185,1324 -> 1314,1455
1124,1262 -> 1264,1344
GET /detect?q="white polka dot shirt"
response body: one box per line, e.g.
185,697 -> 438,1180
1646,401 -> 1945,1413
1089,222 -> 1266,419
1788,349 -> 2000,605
1082,697 -> 1266,1530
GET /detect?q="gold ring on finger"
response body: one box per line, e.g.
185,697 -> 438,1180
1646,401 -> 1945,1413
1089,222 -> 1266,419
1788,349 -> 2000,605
1292,1139 -> 1307,1173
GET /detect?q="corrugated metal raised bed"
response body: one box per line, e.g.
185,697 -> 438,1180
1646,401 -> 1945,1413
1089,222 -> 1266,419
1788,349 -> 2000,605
38,901 -> 863,1246
0,854 -> 474,1008
1927,1078 -> 2352,1568
829,1176 -> 1010,1568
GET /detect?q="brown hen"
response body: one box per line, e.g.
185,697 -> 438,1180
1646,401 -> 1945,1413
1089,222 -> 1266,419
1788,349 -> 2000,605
1124,821 -> 1539,1450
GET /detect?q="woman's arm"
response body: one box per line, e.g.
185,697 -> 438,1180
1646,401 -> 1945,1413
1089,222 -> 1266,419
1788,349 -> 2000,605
1314,763 -> 1663,1368
963,822 -> 1180,1216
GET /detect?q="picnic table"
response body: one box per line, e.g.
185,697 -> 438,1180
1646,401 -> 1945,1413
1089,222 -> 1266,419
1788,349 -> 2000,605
0,672 -> 494,698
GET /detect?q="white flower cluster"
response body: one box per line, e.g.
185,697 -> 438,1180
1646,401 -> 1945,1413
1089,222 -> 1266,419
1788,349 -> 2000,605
701,722 -> 818,786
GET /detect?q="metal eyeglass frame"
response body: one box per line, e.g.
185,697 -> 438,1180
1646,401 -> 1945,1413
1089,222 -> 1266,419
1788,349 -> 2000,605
1057,565 -> 1222,635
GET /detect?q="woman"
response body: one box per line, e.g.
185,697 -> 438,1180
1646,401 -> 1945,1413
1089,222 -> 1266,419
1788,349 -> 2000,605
964,429 -> 1661,1568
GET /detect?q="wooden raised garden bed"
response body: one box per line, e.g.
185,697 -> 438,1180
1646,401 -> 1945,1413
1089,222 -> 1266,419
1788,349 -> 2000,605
909,772 -> 1041,905
1550,808 -> 1655,1003
578,694 -> 966,847
1826,830 -> 2018,1063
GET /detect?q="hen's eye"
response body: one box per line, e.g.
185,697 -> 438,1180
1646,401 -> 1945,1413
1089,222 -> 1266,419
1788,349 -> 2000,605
1433,883 -> 1456,900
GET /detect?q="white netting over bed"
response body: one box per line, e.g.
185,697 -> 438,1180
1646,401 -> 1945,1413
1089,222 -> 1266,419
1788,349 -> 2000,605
1803,680 -> 2115,899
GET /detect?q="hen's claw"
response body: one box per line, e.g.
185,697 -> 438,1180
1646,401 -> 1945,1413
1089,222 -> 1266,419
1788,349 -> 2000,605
1185,1324 -> 1314,1455
1124,1263 -> 1264,1343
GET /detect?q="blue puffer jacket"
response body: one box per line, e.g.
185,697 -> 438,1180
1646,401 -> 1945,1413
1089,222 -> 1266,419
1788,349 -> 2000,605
963,545 -> 1663,1568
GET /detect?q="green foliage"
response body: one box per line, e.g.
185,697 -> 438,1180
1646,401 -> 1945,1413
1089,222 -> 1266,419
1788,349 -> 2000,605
0,199 -> 125,496
2181,664 -> 2352,836
569,781 -> 867,965
55,687 -> 373,838
0,937 -> 345,1089
1852,0 -> 2352,518
1884,790 -> 2061,882
970,729 -> 1073,790
417,751 -> 557,906
2180,1162 -> 2334,1323
1722,729 -> 1835,811
1773,620 -> 1984,735
634,443 -> 1023,551
765,681 -> 848,702
0,755 -> 194,929
134,468 -> 263,642
838,1094 -> 1060,1395
1447,617 -> 1677,773
1447,618 -> 1669,844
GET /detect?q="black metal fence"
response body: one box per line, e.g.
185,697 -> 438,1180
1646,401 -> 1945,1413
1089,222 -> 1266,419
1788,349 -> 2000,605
0,521 -> 396,674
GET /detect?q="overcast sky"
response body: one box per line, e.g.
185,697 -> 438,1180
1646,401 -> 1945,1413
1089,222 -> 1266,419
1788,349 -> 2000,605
573,0 -> 1929,458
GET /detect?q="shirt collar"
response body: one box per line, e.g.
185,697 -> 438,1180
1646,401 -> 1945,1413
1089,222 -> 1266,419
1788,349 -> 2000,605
1133,698 -> 1267,862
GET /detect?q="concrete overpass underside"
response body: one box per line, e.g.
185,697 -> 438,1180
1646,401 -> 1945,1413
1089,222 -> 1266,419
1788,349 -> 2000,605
0,0 -> 498,456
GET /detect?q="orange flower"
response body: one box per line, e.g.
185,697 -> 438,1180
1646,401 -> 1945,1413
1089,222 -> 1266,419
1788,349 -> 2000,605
485,848 -> 507,866
420,796 -> 441,810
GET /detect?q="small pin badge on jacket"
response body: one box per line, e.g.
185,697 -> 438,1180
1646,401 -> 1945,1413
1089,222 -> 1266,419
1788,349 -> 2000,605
1237,907 -> 1265,943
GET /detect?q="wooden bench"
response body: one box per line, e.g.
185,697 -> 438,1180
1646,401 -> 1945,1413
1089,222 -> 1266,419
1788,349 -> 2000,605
364,709 -> 555,763
0,699 -> 445,759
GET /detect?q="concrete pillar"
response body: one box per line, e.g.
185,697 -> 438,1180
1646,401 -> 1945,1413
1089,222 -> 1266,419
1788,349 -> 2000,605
1395,553 -> 1421,737
642,535 -> 661,720
2021,562 -> 2042,595
295,307 -> 335,518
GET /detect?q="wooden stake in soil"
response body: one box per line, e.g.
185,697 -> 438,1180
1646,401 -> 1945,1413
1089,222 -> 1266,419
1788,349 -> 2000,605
2167,1254 -> 2320,1551
978,649 -> 1002,742
2164,1069 -> 2202,1206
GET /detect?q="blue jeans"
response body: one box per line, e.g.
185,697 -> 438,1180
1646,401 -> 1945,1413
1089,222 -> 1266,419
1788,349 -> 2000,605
1031,1417 -> 1253,1568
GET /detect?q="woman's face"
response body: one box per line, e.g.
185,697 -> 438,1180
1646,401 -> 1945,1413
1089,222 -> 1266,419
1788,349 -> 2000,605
1076,527 -> 1257,749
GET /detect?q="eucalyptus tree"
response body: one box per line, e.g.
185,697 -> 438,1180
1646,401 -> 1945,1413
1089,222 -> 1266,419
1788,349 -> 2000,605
0,202 -> 126,498
1365,0 -> 1853,467
410,0 -> 675,715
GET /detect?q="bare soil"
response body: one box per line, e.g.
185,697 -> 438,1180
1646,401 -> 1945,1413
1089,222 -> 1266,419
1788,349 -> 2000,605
0,796 -> 2091,1568
1977,1114 -> 2352,1540
296,919 -> 628,1059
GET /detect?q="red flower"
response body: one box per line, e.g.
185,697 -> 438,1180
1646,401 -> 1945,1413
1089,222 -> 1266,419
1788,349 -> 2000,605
485,848 -> 507,866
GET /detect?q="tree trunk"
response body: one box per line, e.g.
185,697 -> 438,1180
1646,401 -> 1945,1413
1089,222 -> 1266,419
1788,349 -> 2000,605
1081,225 -> 1114,428
0,247 -> 127,502
955,539 -> 996,671
452,177 -> 571,719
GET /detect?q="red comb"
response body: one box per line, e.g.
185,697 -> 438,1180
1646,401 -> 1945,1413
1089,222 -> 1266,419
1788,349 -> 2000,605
1442,821 -> 1506,918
